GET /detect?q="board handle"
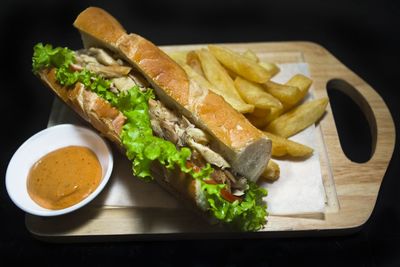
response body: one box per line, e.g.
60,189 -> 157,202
327,78 -> 379,159
321,65 -> 395,198
329,76 -> 394,163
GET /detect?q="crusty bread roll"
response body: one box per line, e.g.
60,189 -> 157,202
73,7 -> 271,182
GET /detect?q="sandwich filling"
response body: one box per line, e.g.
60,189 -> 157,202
32,43 -> 267,231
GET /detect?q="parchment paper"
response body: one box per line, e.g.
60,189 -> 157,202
262,63 -> 326,215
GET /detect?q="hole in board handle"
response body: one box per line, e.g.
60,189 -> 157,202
326,79 -> 376,163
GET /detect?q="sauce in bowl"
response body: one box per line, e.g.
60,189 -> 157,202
27,146 -> 102,210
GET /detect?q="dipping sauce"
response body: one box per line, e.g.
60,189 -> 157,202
27,146 -> 102,210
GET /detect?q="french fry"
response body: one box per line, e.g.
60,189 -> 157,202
234,76 -> 282,110
263,81 -> 303,107
241,49 -> 280,78
247,106 -> 283,128
167,51 -> 188,65
261,160 -> 280,181
186,51 -> 205,77
225,68 -> 239,80
285,74 -> 313,104
179,62 -> 215,90
264,132 -> 313,157
265,107 -> 283,124
176,59 -> 240,112
196,49 -> 254,113
265,97 -> 329,138
251,108 -> 270,118
208,45 -> 272,83
246,113 -> 270,129
242,49 -> 259,62
259,62 -> 280,77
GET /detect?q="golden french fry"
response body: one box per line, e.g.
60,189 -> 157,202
246,106 -> 283,129
176,60 -> 238,110
242,49 -> 259,62
259,62 -> 280,77
186,51 -> 205,77
167,51 -> 188,65
263,132 -> 313,157
285,74 -> 313,103
251,108 -> 270,118
261,160 -> 280,181
225,68 -> 238,80
265,98 -> 329,137
169,51 -> 208,87
234,77 -> 282,110
246,113 -> 270,129
179,62 -> 214,90
208,45 -> 272,83
265,107 -> 283,124
196,49 -> 254,113
241,49 -> 280,78
263,80 -> 302,107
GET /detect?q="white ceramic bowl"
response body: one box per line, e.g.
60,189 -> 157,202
6,124 -> 113,216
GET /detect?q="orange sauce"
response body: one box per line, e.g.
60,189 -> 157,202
27,146 -> 102,210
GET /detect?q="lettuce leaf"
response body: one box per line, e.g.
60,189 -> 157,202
114,87 -> 193,181
32,43 -> 268,231
32,43 -> 74,74
201,181 -> 267,231
56,66 -> 118,105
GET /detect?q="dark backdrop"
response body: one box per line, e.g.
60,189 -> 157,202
1,0 -> 399,266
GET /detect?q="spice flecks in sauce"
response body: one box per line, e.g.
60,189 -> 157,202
27,146 -> 102,210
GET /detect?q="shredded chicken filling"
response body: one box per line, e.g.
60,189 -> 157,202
74,48 -> 249,196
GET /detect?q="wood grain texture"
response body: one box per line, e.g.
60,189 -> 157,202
25,42 -> 395,240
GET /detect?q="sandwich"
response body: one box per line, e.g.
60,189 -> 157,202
32,7 -> 271,231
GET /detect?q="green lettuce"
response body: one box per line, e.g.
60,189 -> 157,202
32,43 -> 268,231
57,67 -> 118,104
114,87 -> 194,181
203,181 -> 267,231
32,43 -> 74,74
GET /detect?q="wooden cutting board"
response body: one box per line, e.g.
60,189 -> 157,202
25,42 -> 395,241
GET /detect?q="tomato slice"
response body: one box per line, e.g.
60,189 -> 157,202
203,179 -> 218,185
185,161 -> 194,169
220,188 -> 242,202
200,169 -> 242,202
186,161 -> 200,172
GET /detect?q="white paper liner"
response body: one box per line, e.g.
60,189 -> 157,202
262,63 -> 326,215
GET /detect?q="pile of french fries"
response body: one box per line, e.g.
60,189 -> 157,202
168,45 -> 328,182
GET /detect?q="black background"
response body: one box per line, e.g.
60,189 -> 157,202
1,0 -> 400,266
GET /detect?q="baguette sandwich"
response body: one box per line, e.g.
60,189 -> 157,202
32,7 -> 271,231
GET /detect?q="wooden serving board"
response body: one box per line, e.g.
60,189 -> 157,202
25,42 -> 395,241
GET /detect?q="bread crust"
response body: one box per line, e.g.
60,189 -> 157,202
73,7 -> 271,181
119,34 -> 191,107
38,68 -> 125,146
74,7 -> 126,46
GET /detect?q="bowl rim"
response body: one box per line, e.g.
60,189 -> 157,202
6,124 -> 114,217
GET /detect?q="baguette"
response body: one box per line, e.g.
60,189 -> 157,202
32,7 -> 271,231
73,7 -> 271,182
